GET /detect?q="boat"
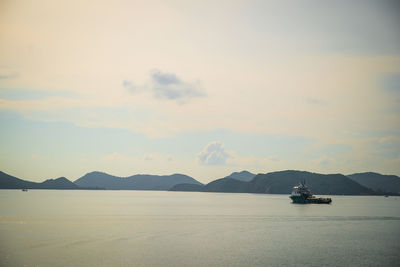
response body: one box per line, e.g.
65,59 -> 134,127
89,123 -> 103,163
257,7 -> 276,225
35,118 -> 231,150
22,189 -> 28,192
290,181 -> 331,204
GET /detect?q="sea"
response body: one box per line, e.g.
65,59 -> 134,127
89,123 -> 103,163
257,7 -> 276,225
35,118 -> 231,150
0,190 -> 399,267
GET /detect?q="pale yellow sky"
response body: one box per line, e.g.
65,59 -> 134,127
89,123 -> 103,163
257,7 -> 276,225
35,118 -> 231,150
1,0 -> 399,181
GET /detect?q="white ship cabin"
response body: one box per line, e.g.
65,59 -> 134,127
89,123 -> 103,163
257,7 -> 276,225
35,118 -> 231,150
291,183 -> 312,197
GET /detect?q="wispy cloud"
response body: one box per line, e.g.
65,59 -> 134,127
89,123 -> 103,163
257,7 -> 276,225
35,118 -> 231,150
122,80 -> 139,93
123,69 -> 206,103
0,88 -> 79,101
0,71 -> 18,80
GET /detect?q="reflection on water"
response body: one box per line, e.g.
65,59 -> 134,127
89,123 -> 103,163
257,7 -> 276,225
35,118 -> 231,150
1,190 -> 399,266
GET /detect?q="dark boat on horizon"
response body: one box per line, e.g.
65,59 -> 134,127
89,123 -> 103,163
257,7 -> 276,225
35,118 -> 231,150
290,181 -> 332,204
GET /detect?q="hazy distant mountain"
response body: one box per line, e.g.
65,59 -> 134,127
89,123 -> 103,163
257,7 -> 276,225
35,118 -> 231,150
41,177 -> 79,189
347,172 -> 400,194
74,171 -> 203,190
170,175 -> 254,193
2,169 -> 397,195
0,171 -> 39,189
203,178 -> 248,192
224,171 -> 256,182
0,171 -> 80,189
172,170 -> 376,195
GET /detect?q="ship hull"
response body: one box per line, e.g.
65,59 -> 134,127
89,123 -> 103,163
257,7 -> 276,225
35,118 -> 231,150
290,195 -> 331,204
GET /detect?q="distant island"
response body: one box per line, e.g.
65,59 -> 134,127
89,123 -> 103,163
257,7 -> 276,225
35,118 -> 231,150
0,171 -> 202,191
1,170 -> 399,195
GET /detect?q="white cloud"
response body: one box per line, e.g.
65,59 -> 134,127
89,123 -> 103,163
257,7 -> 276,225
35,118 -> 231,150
197,141 -> 231,165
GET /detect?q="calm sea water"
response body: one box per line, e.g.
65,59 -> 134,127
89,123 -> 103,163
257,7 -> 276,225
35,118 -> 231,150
0,190 -> 399,267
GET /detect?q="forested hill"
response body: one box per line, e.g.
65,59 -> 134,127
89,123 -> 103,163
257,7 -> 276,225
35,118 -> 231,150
347,172 -> 400,194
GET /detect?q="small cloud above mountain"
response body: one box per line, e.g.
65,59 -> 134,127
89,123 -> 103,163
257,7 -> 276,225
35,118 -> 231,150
197,141 -> 231,165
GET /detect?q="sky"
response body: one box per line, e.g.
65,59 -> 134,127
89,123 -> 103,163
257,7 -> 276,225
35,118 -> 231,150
0,0 -> 400,183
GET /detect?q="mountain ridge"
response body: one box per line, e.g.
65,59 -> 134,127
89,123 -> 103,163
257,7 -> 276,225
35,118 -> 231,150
170,170 -> 396,195
74,171 -> 203,190
1,169 -> 399,195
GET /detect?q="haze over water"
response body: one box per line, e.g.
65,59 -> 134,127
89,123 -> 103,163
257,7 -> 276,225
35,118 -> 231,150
1,190 -> 399,266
